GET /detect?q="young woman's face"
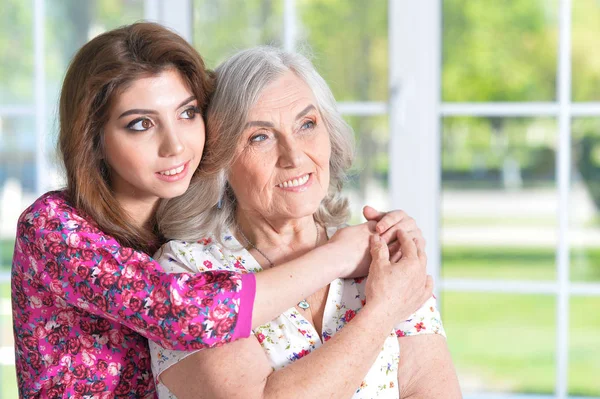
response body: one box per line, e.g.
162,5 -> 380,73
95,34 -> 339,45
103,69 -> 205,204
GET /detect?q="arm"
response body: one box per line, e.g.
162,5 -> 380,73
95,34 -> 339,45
393,297 -> 461,398
162,303 -> 396,399
251,206 -> 427,328
160,233 -> 433,399
398,335 -> 462,398
15,196 -> 253,350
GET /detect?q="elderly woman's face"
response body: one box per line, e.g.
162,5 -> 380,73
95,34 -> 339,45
228,71 -> 331,221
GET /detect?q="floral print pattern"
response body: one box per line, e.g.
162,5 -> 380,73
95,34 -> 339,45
151,228 -> 445,399
11,191 -> 255,398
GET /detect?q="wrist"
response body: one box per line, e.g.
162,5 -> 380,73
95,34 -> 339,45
322,240 -> 349,278
357,301 -> 396,335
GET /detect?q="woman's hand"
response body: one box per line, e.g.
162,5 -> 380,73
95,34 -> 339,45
365,230 -> 433,324
328,221 -> 378,278
363,206 -> 425,263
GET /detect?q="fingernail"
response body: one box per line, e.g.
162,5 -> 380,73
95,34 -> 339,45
373,234 -> 380,242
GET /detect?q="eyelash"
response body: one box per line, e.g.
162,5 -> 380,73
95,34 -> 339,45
249,119 -> 317,143
125,106 -> 201,131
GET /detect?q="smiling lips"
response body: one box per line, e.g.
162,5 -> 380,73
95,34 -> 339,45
276,173 -> 311,189
159,164 -> 185,176
156,161 -> 189,182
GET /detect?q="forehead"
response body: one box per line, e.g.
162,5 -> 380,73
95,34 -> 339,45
249,71 -> 317,117
112,69 -> 193,109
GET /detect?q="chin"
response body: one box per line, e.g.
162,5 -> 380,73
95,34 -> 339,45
156,185 -> 189,200
285,202 -> 322,220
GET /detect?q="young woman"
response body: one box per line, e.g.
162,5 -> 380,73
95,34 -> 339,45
11,23 -> 425,398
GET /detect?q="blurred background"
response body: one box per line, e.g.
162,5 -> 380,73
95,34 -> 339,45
0,0 -> 599,398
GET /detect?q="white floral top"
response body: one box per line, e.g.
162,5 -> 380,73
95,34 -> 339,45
150,228 -> 446,399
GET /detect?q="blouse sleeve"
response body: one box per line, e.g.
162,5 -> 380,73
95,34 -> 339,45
394,296 -> 446,338
12,193 -> 256,350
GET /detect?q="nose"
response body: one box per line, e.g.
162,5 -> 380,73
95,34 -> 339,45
158,124 -> 184,158
277,136 -> 303,168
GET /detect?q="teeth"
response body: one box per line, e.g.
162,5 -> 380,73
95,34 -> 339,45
278,174 -> 309,188
160,164 -> 185,176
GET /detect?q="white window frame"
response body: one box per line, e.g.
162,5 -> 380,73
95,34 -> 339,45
390,1 -> 600,399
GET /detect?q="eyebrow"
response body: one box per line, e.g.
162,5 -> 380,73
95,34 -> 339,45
118,95 -> 196,119
243,104 -> 317,130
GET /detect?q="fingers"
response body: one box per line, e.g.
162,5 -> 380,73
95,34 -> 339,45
397,229 -> 418,260
375,209 -> 407,234
390,248 -> 403,263
379,216 -> 418,243
365,220 -> 378,234
363,205 -> 385,222
369,234 -> 390,264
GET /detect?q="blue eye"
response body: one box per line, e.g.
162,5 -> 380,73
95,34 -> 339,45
301,120 -> 315,130
126,118 -> 153,131
250,133 -> 269,143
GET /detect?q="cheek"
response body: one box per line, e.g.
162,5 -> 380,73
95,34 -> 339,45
229,156 -> 272,197
184,121 -> 206,155
104,135 -> 148,176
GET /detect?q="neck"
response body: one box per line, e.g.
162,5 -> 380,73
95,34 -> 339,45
116,194 -> 160,232
235,208 -> 321,264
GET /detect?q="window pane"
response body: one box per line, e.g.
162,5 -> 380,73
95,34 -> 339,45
572,0 -> 600,102
298,0 -> 388,102
0,0 -> 34,105
569,296 -> 600,397
442,0 -> 558,102
192,0 -> 283,68
443,292 -> 556,395
441,117 -> 557,280
571,118 -> 600,283
344,116 -> 390,223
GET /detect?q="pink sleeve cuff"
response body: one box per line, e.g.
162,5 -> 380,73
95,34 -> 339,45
230,273 -> 256,341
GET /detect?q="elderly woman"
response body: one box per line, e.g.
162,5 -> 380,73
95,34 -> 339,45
150,47 -> 461,398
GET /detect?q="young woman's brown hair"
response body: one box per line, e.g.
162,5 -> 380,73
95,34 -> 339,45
58,22 -> 214,253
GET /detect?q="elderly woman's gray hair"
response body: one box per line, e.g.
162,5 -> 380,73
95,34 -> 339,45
157,46 -> 355,242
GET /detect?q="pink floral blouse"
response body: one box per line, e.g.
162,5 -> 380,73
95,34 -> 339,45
11,191 -> 256,398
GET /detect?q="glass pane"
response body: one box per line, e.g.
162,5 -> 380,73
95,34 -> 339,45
443,292 -> 556,395
442,0 -> 559,102
1,281 -> 17,399
569,296 -> 600,397
0,0 -> 34,105
441,117 -> 557,280
0,118 -> 30,398
298,0 -> 387,102
44,0 -> 145,190
344,116 -> 390,223
571,118 -> 600,282
572,0 -> 600,102
192,0 -> 283,68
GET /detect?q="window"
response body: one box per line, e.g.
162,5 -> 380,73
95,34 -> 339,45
2,1 -> 598,398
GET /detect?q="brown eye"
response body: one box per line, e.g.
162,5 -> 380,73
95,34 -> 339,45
181,107 -> 200,119
126,117 -> 154,131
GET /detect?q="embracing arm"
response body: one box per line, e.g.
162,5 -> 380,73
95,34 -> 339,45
14,194 -> 254,350
162,302 -> 395,399
161,233 -> 433,399
398,334 -> 462,398
252,207 -> 420,329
